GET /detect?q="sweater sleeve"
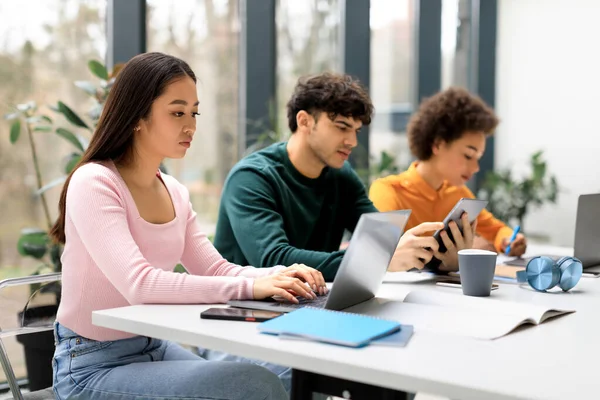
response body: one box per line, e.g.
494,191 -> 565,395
220,168 -> 345,281
66,165 -> 273,305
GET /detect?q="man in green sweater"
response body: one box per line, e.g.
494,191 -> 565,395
214,72 -> 443,281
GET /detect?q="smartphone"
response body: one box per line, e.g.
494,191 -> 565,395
433,198 -> 489,252
200,307 -> 283,322
436,281 -> 499,290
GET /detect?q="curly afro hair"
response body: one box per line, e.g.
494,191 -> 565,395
286,72 -> 374,133
408,87 -> 499,160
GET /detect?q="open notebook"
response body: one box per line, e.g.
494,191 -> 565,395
364,290 -> 575,340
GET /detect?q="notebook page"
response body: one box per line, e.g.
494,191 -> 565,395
369,300 -> 529,340
403,290 -> 572,324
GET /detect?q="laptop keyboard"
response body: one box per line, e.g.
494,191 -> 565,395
271,292 -> 329,310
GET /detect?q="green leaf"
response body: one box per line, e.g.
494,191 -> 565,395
41,115 -> 53,124
35,175 -> 67,196
57,101 -> 90,130
75,81 -> 98,96
56,128 -> 85,152
9,119 -> 21,143
17,229 -> 49,259
88,60 -> 109,80
64,152 -> 82,174
33,126 -> 52,132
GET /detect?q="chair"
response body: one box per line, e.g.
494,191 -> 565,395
0,273 -> 61,400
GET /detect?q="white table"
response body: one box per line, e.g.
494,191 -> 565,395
92,246 -> 600,400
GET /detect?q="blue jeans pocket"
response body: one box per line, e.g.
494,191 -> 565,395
69,337 -> 113,357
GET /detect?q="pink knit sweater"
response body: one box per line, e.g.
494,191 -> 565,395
55,161 -> 284,341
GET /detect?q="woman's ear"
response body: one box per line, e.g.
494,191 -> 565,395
135,118 -> 149,134
432,138 -> 444,156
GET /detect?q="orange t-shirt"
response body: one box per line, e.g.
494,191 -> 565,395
369,162 -> 512,252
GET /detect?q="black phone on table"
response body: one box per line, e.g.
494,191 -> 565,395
200,307 -> 283,322
424,198 -> 489,272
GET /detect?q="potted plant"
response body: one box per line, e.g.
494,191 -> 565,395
3,59 -> 120,391
477,150 -> 559,236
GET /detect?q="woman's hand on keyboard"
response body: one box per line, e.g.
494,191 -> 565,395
280,263 -> 327,295
253,272 -> 317,304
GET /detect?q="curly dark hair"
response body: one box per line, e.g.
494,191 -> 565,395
408,87 -> 499,160
286,72 -> 374,133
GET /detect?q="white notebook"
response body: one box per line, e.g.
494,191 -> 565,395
369,290 -> 575,340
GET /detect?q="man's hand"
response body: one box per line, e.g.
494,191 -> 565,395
434,214 -> 477,272
388,222 -> 444,272
501,233 -> 527,257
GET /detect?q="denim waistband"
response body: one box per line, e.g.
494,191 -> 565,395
53,322 -> 149,346
54,322 -> 81,343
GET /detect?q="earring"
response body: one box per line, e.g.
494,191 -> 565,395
134,126 -> 140,132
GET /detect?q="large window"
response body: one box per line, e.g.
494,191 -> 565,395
276,0 -> 341,137
369,0 -> 414,182
147,0 -> 240,233
441,0 -> 471,89
0,0 -> 106,382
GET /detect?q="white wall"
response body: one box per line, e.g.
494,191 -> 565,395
495,0 -> 600,246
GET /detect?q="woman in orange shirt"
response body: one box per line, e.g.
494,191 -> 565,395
369,87 -> 526,270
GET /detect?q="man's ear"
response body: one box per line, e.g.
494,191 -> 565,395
296,110 -> 312,131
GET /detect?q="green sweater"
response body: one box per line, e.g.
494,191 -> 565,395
213,142 -> 378,281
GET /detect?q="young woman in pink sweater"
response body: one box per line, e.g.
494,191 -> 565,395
48,52 -> 324,400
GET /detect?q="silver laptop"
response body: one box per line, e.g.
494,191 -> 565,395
506,193 -> 600,268
573,193 -> 600,268
228,210 -> 411,313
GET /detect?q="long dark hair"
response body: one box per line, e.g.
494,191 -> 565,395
49,52 -> 196,244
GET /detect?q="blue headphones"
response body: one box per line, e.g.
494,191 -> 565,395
516,256 -> 583,292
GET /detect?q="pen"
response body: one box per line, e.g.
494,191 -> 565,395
505,225 -> 520,255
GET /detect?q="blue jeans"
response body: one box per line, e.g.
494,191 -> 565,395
52,323 -> 288,400
196,348 -> 292,394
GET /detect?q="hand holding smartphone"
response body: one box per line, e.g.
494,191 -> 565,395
424,198 -> 488,272
432,198 -> 488,253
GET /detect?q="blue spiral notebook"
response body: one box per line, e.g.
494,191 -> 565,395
257,307 -> 401,348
